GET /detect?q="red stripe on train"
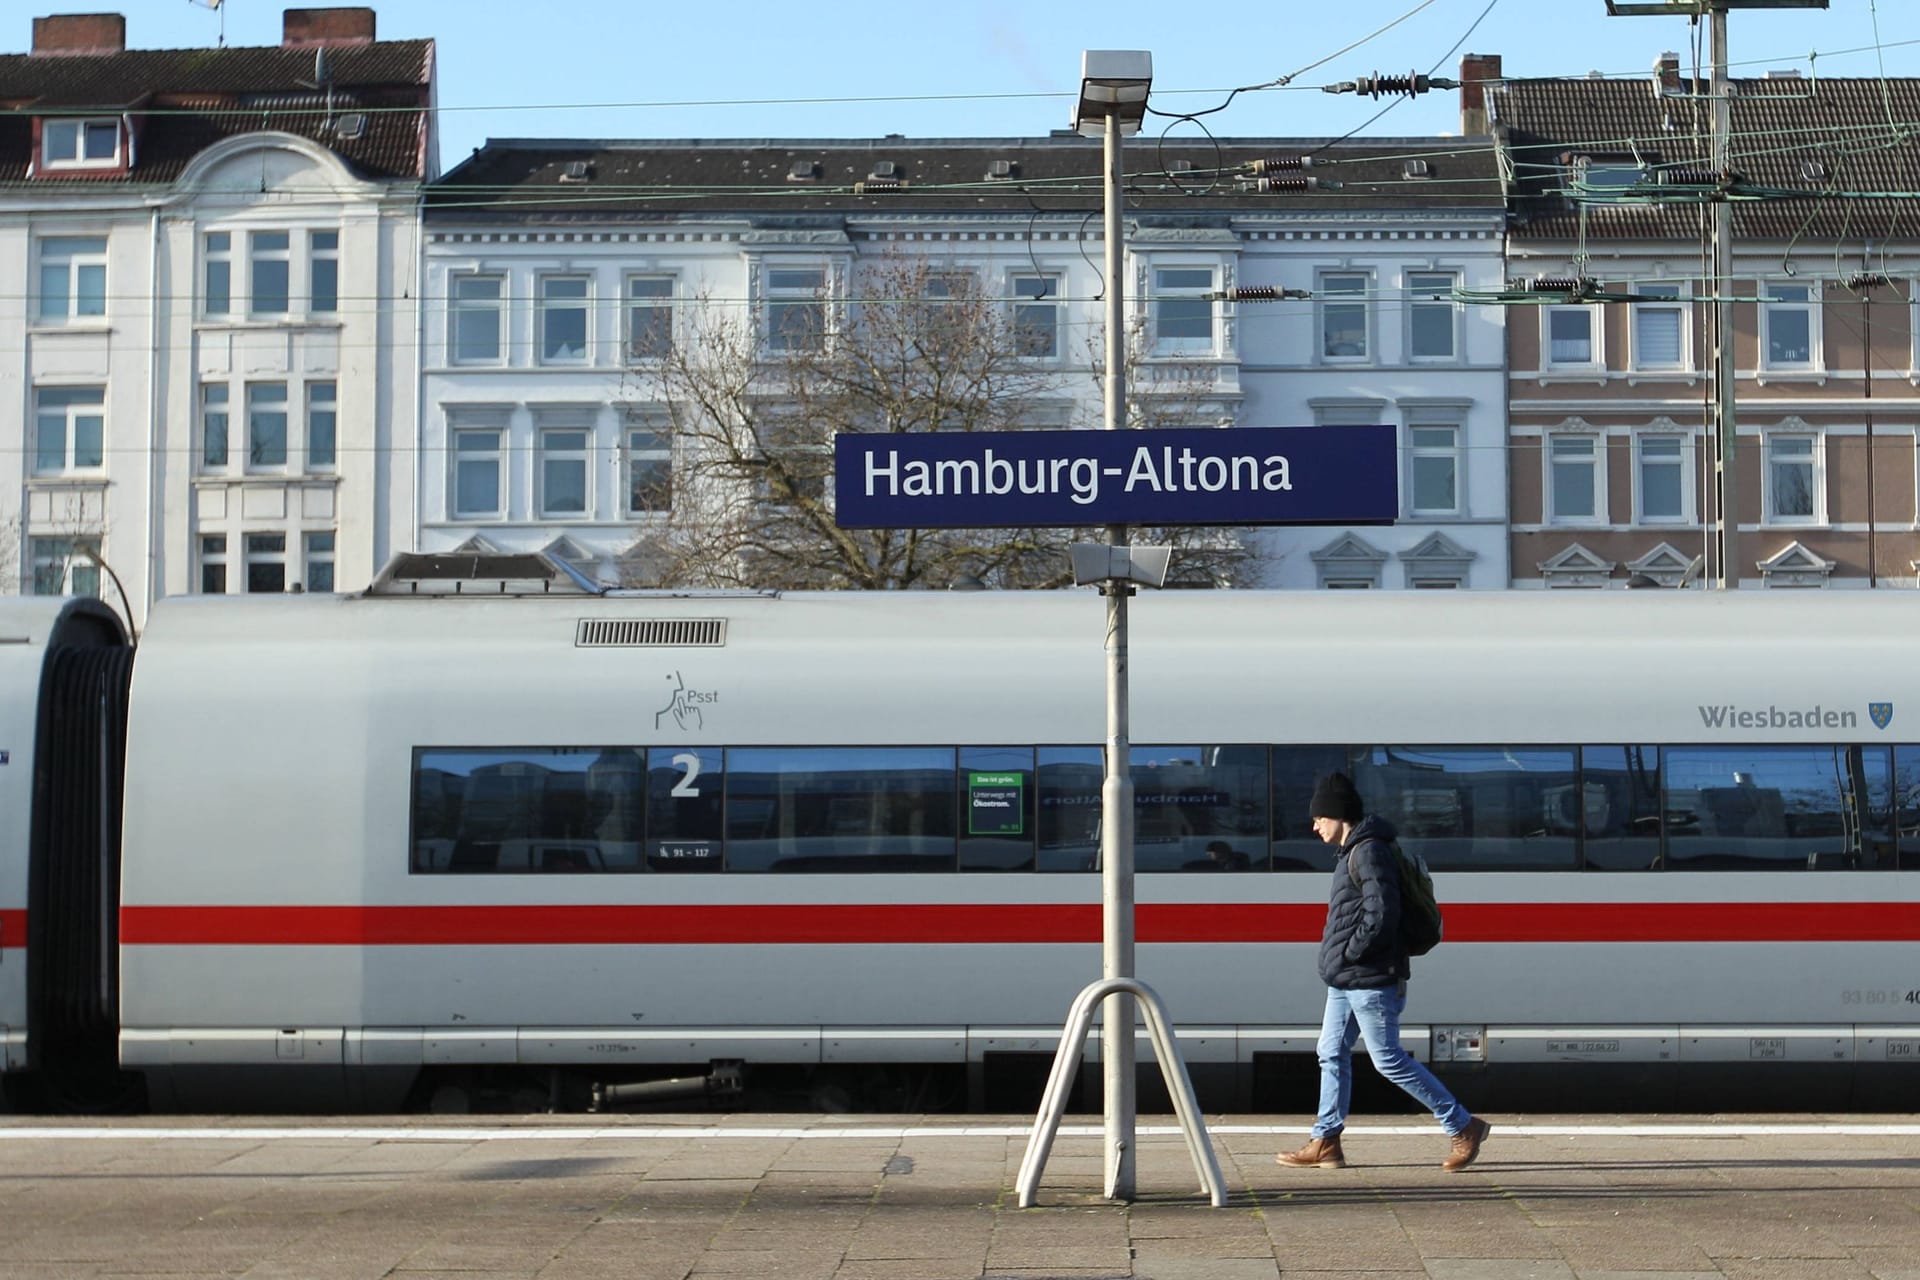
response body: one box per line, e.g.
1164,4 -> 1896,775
0,908 -> 24,948
117,901 -> 1920,946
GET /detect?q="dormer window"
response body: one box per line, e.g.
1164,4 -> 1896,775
1569,153 -> 1650,203
42,118 -> 119,169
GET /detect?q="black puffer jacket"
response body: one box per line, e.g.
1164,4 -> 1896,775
1315,815 -> 1409,989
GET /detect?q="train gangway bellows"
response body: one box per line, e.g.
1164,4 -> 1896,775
1015,977 -> 1227,1208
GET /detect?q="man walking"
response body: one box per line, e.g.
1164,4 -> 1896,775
1277,770 -> 1491,1172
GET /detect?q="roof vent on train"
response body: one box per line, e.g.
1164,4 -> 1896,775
366,552 -> 603,596
576,618 -> 727,647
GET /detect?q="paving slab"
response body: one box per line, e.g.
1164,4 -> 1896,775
0,1115 -> 1914,1278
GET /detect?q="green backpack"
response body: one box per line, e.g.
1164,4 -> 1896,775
1350,840 -> 1444,956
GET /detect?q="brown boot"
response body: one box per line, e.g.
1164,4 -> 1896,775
1276,1134 -> 1346,1169
1441,1117 -> 1490,1172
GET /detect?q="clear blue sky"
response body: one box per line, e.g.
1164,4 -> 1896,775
20,0 -> 1920,163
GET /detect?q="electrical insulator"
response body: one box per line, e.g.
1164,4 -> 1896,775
1517,275 -> 1595,294
1249,155 -> 1313,173
1663,166 -> 1720,187
1845,272 -> 1891,291
1354,71 -> 1429,99
1253,175 -> 1326,192
854,177 -> 904,193
1230,286 -> 1282,302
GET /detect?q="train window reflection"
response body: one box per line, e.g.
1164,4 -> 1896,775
1894,747 -> 1920,870
411,747 -> 645,873
723,747 -> 957,872
647,746 -> 724,872
1038,747 -> 1101,872
1358,747 -> 1579,871
1578,746 -> 1664,870
960,747 -> 1036,871
1664,746 -> 1893,870
1133,745 -> 1267,873
1272,747 -> 1364,871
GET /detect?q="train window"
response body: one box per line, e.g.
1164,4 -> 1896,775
1895,747 -> 1920,870
1578,746 -> 1664,870
960,747 -> 1036,871
1133,745 -> 1268,873
1360,747 -> 1579,871
1664,746 -> 1894,870
646,746 -> 724,872
723,747 -> 957,872
1038,747 -> 1102,871
411,747 -> 645,873
1271,747 -> 1364,871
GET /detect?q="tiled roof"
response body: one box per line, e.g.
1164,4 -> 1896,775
425,136 -> 1502,223
1492,74 -> 1920,241
0,40 -> 433,182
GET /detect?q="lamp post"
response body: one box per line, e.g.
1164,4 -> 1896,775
1073,48 -> 1151,1203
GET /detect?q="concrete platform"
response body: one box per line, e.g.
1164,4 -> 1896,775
0,1114 -> 1915,1279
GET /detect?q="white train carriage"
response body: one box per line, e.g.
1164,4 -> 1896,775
5,584 -> 1919,1112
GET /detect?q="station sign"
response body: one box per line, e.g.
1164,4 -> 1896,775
834,425 -> 1396,529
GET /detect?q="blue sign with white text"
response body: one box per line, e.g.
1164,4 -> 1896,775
834,425 -> 1397,529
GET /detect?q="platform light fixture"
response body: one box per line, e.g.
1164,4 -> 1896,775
1071,50 -> 1152,137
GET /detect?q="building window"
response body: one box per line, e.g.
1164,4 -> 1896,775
304,531 -> 336,593
245,533 -> 286,593
1319,272 -> 1370,361
204,232 -> 232,316
450,274 -> 504,364
1011,273 -> 1060,359
199,534 -> 227,594
1547,433 -> 1602,523
1153,267 -> 1215,356
625,275 -> 674,361
249,232 -> 291,316
1545,306 -> 1598,367
306,381 -> 337,471
247,383 -> 289,468
537,424 -> 591,517
451,424 -> 505,519
201,383 -> 230,468
1633,283 -> 1686,371
33,387 -> 105,474
309,230 -> 339,314
1407,272 -> 1456,361
1765,433 -> 1820,523
539,276 -> 590,363
1408,425 -> 1460,516
30,536 -> 101,597
37,236 -> 107,322
42,118 -> 117,169
1636,433 -> 1690,523
765,265 -> 827,353
1763,283 -> 1817,369
626,422 -> 673,514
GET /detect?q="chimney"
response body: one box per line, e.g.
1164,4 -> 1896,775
282,7 -> 376,48
31,13 -> 127,56
1459,52 -> 1501,136
1654,51 -> 1682,96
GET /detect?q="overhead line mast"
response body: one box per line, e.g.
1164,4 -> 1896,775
1605,0 -> 1830,590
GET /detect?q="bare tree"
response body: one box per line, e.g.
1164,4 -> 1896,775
621,253 -> 1253,590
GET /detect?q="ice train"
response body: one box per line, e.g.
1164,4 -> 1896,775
3,576 -> 1916,1112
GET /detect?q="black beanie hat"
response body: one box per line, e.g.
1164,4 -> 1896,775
1310,771 -> 1364,823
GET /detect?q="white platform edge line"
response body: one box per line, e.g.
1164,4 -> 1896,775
0,1122 -> 1918,1141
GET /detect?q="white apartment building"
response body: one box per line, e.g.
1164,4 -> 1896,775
0,8 -> 432,623
422,136 -> 1509,589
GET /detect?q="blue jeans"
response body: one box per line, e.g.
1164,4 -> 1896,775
1311,983 -> 1473,1139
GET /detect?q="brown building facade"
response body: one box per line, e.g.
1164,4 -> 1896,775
1486,55 -> 1920,588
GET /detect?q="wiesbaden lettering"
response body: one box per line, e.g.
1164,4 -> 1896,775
1698,704 -> 1857,730
862,445 -> 1292,506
